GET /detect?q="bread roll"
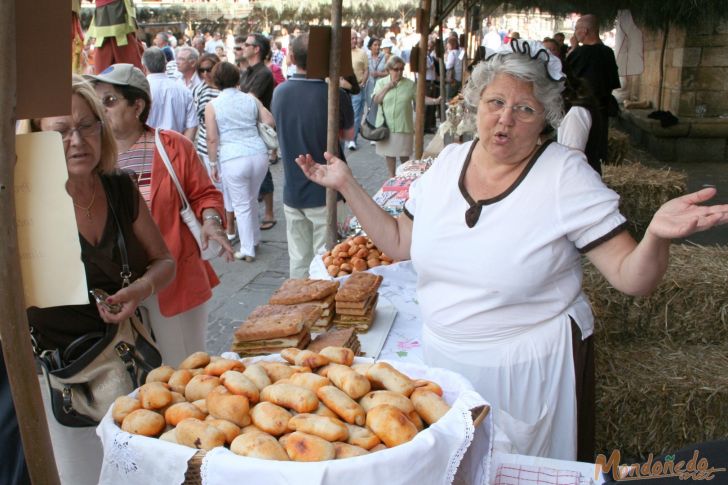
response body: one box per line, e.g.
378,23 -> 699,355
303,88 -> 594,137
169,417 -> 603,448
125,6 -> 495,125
112,396 -> 141,425
167,369 -> 193,394
316,385 -> 365,426
365,404 -> 417,448
206,418 -> 242,445
293,350 -> 330,369
311,402 -> 339,419
327,364 -> 371,399
230,431 -> 289,460
169,391 -> 186,404
280,348 -> 301,364
241,424 -> 265,435
206,392 -> 250,427
179,351 -> 211,369
359,390 -> 415,415
284,431 -> 336,462
410,389 -> 450,425
369,443 -> 387,453
258,361 -> 297,382
192,399 -> 208,414
121,409 -> 165,437
413,379 -> 443,396
260,383 -> 319,413
164,402 -> 206,426
175,417 -> 226,450
343,423 -> 381,450
250,401 -> 292,436
408,410 -> 425,431
189,368 -> 205,377
243,363 -> 272,391
318,347 -> 355,366
334,441 -> 369,459
288,372 -> 331,393
204,358 -> 245,376
278,432 -> 292,448
350,363 -> 372,376
146,365 -> 175,384
137,382 -> 173,410
159,428 -> 178,444
221,370 -> 260,403
287,413 -> 348,442
290,365 -> 312,374
366,362 -> 415,396
184,374 -> 221,402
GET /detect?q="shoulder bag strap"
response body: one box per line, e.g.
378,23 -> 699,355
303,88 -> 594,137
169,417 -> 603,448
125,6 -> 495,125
100,176 -> 132,288
154,128 -> 191,212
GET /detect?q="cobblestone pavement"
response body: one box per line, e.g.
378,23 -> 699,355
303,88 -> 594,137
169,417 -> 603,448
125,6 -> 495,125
205,133 -> 728,355
205,138 -> 396,355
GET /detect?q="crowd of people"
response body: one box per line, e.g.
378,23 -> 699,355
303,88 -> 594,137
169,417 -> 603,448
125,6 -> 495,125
3,12 -> 728,485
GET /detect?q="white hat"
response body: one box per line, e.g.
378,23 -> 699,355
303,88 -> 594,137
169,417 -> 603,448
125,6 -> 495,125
381,38 -> 395,49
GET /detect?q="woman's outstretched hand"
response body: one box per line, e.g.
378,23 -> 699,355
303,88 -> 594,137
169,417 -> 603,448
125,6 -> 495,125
647,187 -> 728,240
295,152 -> 353,192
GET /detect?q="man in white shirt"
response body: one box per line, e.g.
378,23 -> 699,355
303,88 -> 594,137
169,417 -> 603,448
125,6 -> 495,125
482,26 -> 502,50
142,47 -> 197,141
175,46 -> 201,90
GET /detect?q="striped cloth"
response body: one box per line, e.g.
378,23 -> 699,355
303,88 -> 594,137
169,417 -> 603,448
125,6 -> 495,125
117,129 -> 155,207
192,82 -> 220,156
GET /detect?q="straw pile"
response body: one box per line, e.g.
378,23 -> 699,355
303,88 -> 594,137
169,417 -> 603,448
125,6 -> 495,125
602,162 -> 687,239
583,244 -> 728,345
595,343 -> 728,458
584,243 -> 728,458
606,129 -> 629,165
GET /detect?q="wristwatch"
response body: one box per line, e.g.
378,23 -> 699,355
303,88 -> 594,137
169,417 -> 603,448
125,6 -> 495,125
203,213 -> 223,225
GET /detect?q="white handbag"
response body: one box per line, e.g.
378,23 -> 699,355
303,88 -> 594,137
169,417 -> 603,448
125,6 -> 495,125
258,121 -> 279,150
154,128 -> 222,260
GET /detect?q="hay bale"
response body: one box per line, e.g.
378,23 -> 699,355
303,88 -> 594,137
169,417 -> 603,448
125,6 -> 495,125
583,244 -> 728,346
602,162 -> 687,239
606,129 -> 629,166
595,342 -> 728,459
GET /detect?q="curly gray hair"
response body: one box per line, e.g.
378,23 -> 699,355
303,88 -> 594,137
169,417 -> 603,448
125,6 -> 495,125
463,53 -> 565,129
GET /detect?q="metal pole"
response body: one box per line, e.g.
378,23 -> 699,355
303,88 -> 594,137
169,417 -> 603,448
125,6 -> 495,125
0,1 -> 60,483
325,0 -> 343,250
414,0 -> 431,160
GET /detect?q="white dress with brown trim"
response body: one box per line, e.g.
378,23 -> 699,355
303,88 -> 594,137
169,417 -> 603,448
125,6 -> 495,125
403,139 -> 626,460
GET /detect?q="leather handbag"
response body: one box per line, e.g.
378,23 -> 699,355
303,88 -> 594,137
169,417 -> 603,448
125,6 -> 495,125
258,122 -> 279,150
154,128 -> 222,261
35,188 -> 161,427
360,102 -> 390,142
37,314 -> 161,427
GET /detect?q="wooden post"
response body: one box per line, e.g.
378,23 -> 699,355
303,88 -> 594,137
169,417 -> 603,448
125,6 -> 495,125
325,0 -> 343,250
0,1 -> 60,484
414,0 -> 431,160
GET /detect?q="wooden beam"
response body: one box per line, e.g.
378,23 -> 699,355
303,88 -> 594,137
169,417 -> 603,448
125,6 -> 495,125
325,0 -> 343,250
0,1 -> 60,484
414,0 -> 431,160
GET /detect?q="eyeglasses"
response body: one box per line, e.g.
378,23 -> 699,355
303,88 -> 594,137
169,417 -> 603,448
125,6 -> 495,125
389,67 -> 404,72
482,97 -> 543,122
233,46 -> 243,51
198,66 -> 213,73
101,94 -> 120,108
55,120 -> 102,142
244,42 -> 256,47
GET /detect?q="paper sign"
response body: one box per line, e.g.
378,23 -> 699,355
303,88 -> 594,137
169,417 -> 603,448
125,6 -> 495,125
15,132 -> 88,308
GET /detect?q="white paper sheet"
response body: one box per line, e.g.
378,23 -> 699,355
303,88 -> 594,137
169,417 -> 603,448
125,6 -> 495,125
15,132 -> 87,308
357,295 -> 397,359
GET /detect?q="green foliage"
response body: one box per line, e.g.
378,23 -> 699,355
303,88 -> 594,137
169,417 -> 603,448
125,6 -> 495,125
500,0 -> 728,30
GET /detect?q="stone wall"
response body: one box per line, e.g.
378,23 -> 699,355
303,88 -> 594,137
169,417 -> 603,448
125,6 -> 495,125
624,18 -> 728,118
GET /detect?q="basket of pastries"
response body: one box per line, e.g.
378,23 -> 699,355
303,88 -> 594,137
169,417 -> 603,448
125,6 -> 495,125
323,235 -> 395,277
97,349 -> 493,485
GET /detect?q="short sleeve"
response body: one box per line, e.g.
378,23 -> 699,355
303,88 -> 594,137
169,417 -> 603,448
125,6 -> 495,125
184,89 -> 198,129
403,143 -> 458,219
556,150 -> 627,251
557,106 -> 591,151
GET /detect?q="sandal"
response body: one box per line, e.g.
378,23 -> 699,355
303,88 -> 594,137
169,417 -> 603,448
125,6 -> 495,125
260,220 -> 277,230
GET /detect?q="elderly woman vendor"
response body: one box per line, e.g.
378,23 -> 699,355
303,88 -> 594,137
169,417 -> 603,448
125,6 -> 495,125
295,40 -> 728,461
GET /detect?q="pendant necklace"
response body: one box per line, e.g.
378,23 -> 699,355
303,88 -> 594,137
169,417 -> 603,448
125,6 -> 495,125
72,180 -> 97,220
